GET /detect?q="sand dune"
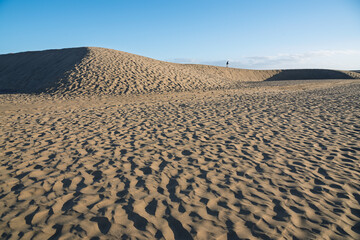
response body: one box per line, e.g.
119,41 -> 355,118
1,47 -> 360,239
1,47 -> 359,95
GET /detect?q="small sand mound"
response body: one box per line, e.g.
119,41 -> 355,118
265,69 -> 358,81
0,47 -> 359,95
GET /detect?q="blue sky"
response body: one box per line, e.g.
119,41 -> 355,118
0,0 -> 359,69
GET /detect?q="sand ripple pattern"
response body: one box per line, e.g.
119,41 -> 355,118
1,81 -> 360,239
56,47 -> 279,95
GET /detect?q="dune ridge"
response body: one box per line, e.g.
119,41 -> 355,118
1,47 -> 359,95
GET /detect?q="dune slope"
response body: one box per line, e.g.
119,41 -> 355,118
0,47 -> 359,95
0,48 -> 88,93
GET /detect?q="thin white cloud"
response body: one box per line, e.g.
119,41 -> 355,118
168,50 -> 360,70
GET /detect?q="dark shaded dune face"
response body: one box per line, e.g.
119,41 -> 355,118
0,48 -> 88,93
266,69 -> 355,81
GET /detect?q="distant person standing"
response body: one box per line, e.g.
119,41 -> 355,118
226,61 -> 229,67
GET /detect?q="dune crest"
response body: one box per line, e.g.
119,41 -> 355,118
0,47 -> 359,95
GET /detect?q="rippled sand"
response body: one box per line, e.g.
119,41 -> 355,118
1,80 -> 360,239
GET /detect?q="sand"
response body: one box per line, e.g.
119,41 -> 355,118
1,47 -> 359,95
1,79 -> 360,239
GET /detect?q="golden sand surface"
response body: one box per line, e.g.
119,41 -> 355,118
1,79 -> 360,239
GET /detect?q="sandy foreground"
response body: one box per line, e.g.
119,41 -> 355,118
0,79 -> 360,239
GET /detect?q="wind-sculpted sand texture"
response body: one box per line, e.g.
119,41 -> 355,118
1,79 -> 360,239
1,47 -> 360,95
